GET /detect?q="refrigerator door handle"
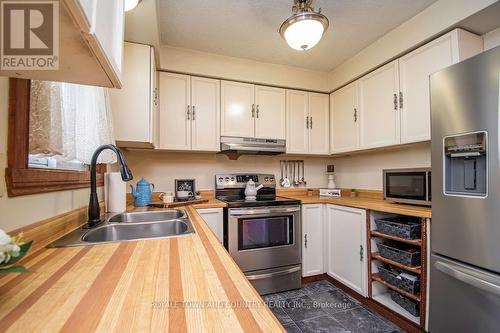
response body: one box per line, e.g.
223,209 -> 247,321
435,260 -> 500,297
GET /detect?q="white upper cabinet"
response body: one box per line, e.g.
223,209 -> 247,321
330,82 -> 359,154
399,29 -> 483,144
159,73 -> 221,151
326,205 -> 367,296
158,73 -> 192,150
0,0 -> 124,88
221,81 -> 255,138
302,204 -> 325,277
221,81 -> 286,140
286,90 -> 309,154
308,93 -> 330,154
359,60 -> 401,149
87,0 -> 124,85
286,90 -> 329,154
255,86 -> 286,140
191,77 -> 221,151
110,42 -> 157,148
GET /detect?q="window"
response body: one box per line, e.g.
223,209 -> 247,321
6,79 -> 115,197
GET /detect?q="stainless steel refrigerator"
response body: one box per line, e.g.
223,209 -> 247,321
430,45 -> 500,332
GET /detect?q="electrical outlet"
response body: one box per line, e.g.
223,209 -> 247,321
0,153 -> 6,197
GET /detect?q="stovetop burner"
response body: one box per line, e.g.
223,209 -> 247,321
217,196 -> 300,208
215,173 -> 301,208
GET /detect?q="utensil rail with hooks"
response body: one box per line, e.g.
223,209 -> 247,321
280,160 -> 305,188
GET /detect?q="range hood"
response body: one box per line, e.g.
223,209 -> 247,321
219,136 -> 286,160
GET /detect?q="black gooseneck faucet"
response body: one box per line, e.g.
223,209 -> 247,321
87,144 -> 133,228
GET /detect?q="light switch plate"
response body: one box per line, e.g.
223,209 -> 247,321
0,152 -> 6,197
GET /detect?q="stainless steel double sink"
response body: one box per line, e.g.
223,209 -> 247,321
50,210 -> 195,247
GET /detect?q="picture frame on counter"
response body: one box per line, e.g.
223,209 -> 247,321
174,179 -> 196,198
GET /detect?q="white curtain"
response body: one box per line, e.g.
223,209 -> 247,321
29,81 -> 116,164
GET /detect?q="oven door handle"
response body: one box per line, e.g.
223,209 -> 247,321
246,266 -> 301,281
229,206 -> 301,216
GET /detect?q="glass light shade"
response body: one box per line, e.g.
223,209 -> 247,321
283,19 -> 325,51
124,0 -> 141,12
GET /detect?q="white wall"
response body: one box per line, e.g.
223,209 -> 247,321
327,0 -> 498,91
123,150 -> 334,192
0,78 -> 101,232
159,45 -> 329,92
483,27 -> 500,50
123,144 -> 431,193
332,143 -> 431,190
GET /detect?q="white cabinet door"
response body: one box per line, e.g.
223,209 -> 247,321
191,77 -> 221,151
326,205 -> 367,296
86,0 -> 124,85
308,93 -> 330,154
330,82 -> 359,154
221,81 -> 255,138
359,60 -> 400,149
110,42 -> 154,148
197,208 -> 223,243
302,204 -> 325,277
255,86 -> 286,140
77,0 -> 95,28
158,73 -> 191,150
286,90 -> 309,154
399,34 -> 454,144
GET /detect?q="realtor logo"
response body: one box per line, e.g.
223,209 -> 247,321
1,0 -> 59,70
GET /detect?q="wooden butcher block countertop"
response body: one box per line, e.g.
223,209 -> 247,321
0,205 -> 283,333
280,193 -> 431,218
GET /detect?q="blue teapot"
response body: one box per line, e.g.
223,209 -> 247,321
130,178 -> 155,207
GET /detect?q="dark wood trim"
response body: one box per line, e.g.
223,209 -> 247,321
366,210 -> 373,298
7,78 -> 30,169
5,78 -> 105,197
302,274 -> 424,333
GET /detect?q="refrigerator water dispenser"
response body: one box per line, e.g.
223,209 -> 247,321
444,131 -> 487,197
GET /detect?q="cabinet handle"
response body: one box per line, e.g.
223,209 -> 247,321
354,108 -> 358,122
306,116 -> 309,129
251,104 -> 255,118
359,245 -> 364,261
310,116 -> 313,129
304,234 -> 308,248
153,88 -> 158,107
399,91 -> 403,109
393,93 -> 398,110
256,104 -> 259,118
192,105 -> 196,120
187,105 -> 191,120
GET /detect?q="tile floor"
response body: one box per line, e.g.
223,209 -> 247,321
263,280 -> 405,333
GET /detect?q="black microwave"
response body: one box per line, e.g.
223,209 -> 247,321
383,168 -> 431,206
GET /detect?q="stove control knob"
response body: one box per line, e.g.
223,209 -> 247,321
264,177 -> 269,182
231,177 -> 235,182
270,177 -> 275,182
218,177 -> 223,183
225,177 -> 230,182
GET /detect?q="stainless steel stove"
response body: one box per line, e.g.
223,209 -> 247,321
215,173 -> 302,295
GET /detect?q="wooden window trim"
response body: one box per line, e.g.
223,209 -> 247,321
5,78 -> 105,197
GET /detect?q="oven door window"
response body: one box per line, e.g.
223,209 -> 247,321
238,216 -> 293,250
386,172 -> 427,200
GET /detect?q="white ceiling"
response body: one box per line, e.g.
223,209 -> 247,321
157,0 -> 438,72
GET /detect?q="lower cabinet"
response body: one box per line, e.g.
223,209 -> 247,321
302,204 -> 325,277
196,208 -> 223,243
326,204 -> 367,296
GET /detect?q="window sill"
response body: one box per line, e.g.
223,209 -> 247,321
5,165 -> 105,197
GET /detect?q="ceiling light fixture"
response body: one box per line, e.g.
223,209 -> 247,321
279,0 -> 329,51
124,0 -> 141,12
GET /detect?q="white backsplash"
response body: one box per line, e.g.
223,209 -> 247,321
120,142 -> 431,193
121,151 -> 334,192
